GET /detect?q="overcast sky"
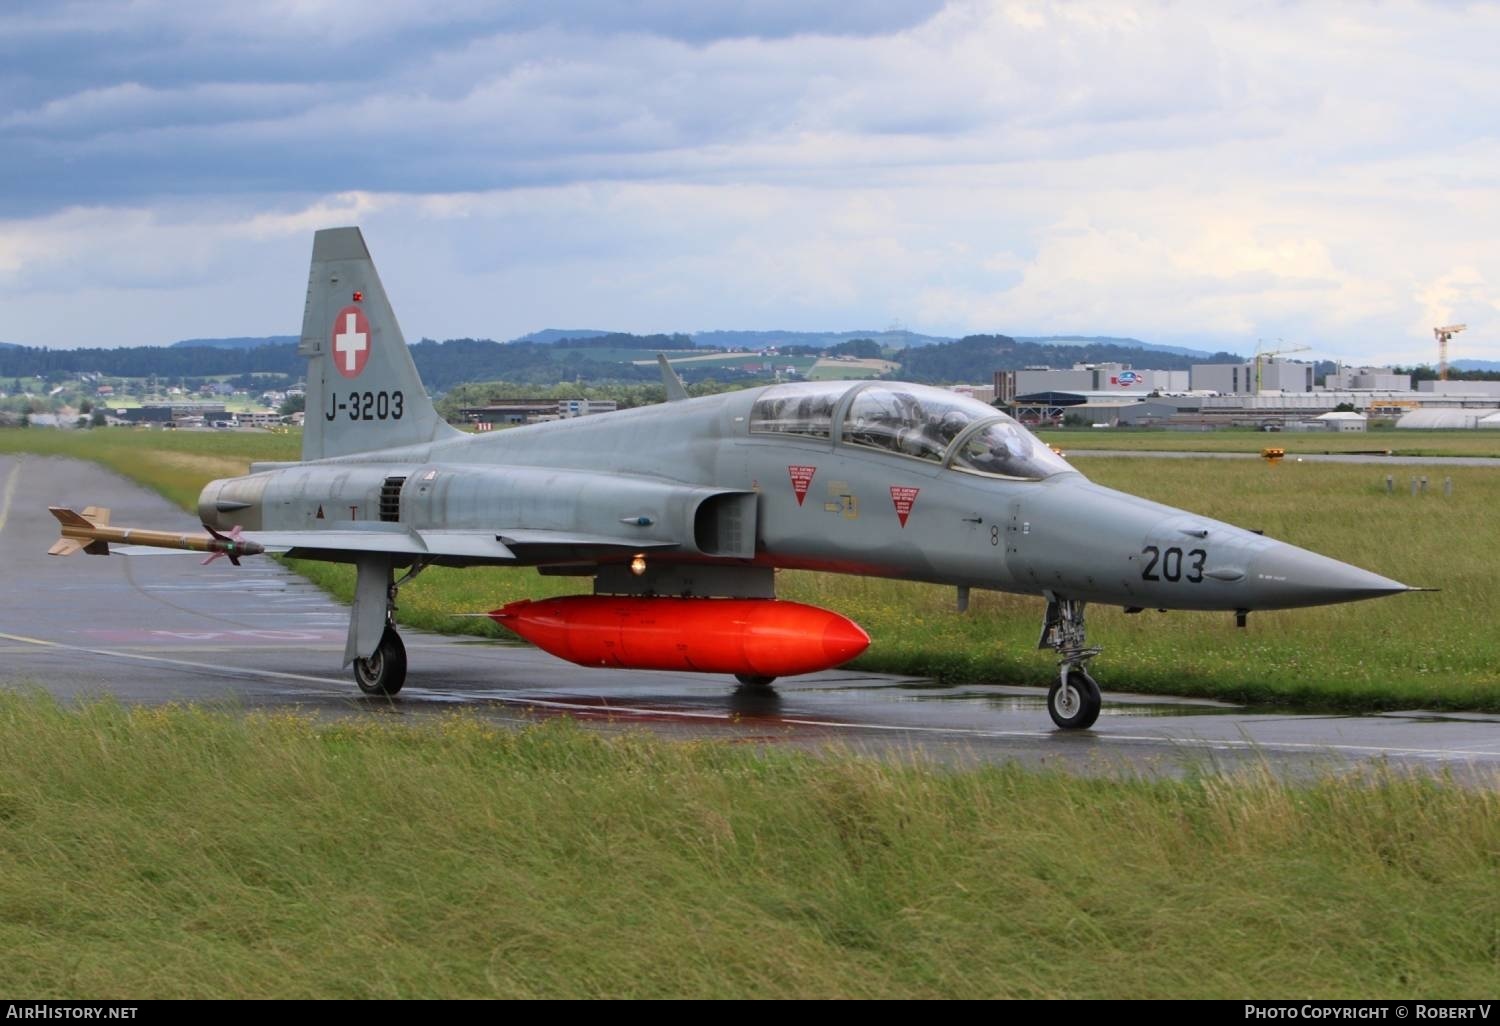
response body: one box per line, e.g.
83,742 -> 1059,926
2,1 -> 1496,364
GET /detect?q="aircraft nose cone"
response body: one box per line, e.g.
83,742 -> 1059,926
1248,543 -> 1409,609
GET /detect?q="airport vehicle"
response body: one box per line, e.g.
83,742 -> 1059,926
49,228 -> 1413,728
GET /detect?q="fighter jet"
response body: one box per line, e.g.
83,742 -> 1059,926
49,227 -> 1413,729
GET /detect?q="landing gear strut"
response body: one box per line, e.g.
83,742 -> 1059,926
1038,594 -> 1102,730
350,562 -> 425,697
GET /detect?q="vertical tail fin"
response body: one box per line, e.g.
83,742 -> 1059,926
299,227 -> 461,460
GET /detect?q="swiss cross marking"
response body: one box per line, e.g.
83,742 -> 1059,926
331,305 -> 371,379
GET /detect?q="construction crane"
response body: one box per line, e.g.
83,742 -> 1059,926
1254,340 -> 1312,393
1434,324 -> 1466,381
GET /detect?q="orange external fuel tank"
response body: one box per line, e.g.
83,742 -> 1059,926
489,596 -> 870,678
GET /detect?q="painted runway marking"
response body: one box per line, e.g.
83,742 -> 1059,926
0,630 -> 350,689
0,457 -> 22,536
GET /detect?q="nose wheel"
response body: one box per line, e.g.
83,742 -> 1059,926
1047,666 -> 1101,729
1039,594 -> 1103,730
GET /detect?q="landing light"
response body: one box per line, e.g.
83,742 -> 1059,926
630,553 -> 647,576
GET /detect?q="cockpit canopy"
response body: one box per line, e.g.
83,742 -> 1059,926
749,381 -> 1074,481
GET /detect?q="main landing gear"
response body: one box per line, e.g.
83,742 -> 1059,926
352,562 -> 425,697
354,625 -> 407,696
1038,594 -> 1102,730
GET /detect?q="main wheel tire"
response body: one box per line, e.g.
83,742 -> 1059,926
354,626 -> 407,696
1047,668 -> 1101,730
735,673 -> 778,689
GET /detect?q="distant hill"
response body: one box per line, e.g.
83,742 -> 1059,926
1452,360 -> 1500,372
0,343 -> 301,379
0,328 -> 1255,392
692,329 -> 952,350
511,329 -> 614,344
171,336 -> 297,350
1015,336 -> 1233,361
0,342 -> 22,350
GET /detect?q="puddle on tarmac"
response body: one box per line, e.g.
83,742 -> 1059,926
854,683 -> 1268,718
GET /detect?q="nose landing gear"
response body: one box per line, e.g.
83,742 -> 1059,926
1039,594 -> 1102,730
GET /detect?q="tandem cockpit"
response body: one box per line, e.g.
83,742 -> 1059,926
748,381 -> 1075,481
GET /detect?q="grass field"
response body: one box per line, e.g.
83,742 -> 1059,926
807,358 -> 898,380
0,693 -> 1494,999
0,426 -> 300,509
5,426 -> 1497,711
643,353 -> 821,376
4,430 -> 1497,1000
1038,427 -> 1500,458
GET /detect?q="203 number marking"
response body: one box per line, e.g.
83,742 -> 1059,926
324,390 -> 405,422
1142,545 -> 1206,584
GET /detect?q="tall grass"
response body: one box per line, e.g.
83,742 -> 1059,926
0,694 -> 1494,999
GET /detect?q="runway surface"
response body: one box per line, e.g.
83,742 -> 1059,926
4,453 -> 1497,780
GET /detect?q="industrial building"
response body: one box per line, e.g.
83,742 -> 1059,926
994,358 -> 1500,430
456,398 -> 620,427
111,402 -> 229,425
1190,360 -> 1316,394
994,364 -> 1188,403
1326,367 -> 1413,391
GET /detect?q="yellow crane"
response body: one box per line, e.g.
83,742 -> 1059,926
1434,324 -> 1466,381
1254,340 -> 1312,393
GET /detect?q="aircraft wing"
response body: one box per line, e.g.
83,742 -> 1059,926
50,506 -> 688,566
243,526 -> 679,564
247,527 -> 513,560
494,530 -> 678,563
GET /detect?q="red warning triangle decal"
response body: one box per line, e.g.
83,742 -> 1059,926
889,486 -> 919,527
788,465 -> 816,506
315,504 -> 325,520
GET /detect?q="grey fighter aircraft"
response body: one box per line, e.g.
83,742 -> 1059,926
49,227 -> 1414,729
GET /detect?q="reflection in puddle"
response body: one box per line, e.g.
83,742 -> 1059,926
883,686 -> 1250,718
728,685 -> 783,718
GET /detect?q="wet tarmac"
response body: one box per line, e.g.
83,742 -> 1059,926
4,454 -> 1498,781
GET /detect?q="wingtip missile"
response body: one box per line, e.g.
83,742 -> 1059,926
47,506 -> 264,561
